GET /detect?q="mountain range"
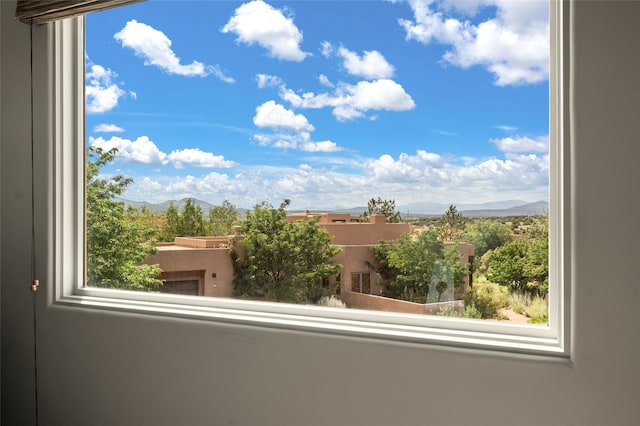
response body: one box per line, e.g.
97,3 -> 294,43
121,198 -> 549,218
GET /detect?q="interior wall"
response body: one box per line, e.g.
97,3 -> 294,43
2,1 -> 640,425
1,1 -> 35,423
0,0 -> 3,417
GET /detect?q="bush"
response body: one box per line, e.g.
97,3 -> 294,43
318,295 -> 347,309
508,292 -> 548,323
508,292 -> 530,315
462,281 -> 509,319
523,295 -> 548,323
437,305 -> 482,319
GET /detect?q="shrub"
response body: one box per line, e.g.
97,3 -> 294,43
437,305 -> 482,319
318,295 -> 347,309
462,281 -> 509,319
508,292 -> 548,323
523,295 -> 548,323
508,292 -> 530,315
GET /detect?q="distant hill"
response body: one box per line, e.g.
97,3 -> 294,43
121,198 -> 242,214
326,201 -> 549,217
398,199 -> 529,215
459,201 -> 549,217
121,198 -> 548,218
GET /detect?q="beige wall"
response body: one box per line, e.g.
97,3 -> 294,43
148,245 -> 235,298
342,291 -> 425,314
320,222 -> 411,245
334,245 -> 381,294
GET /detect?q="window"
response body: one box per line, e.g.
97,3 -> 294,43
54,0 -> 569,355
351,273 -> 371,294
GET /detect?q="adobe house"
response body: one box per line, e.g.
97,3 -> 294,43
147,213 -> 475,313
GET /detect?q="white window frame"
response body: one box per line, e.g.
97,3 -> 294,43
52,0 -> 570,356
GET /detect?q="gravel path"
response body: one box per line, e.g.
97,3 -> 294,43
498,307 -> 530,323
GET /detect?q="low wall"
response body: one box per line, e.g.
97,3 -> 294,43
341,291 -> 464,315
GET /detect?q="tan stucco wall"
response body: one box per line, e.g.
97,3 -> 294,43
320,222 -> 411,245
341,291 -> 425,314
334,245 -> 380,295
147,246 -> 234,297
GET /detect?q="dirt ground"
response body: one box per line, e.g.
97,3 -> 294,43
497,307 -> 530,323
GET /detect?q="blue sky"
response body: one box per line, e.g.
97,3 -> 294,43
85,0 -> 549,213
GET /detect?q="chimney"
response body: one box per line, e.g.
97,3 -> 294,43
370,213 -> 385,224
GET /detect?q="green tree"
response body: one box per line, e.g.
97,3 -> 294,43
439,204 -> 463,241
522,216 -> 549,295
133,206 -> 161,241
232,200 -> 342,303
371,230 -> 467,303
86,147 -> 162,290
487,215 -> 548,296
486,240 -> 528,292
208,200 -> 239,236
462,219 -> 512,259
360,197 -> 401,223
160,198 -> 207,241
159,203 -> 180,242
179,198 -> 207,236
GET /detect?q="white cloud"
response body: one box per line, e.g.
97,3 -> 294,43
318,74 -> 334,88
114,20 -> 235,83
256,74 -> 283,88
253,100 -> 315,132
303,141 -> 342,152
281,79 -> 415,121
222,0 -> 309,62
90,136 -> 167,165
89,136 -> 233,169
120,141 -> 548,210
335,79 -> 416,120
337,47 -> 395,79
495,124 -> 517,131
368,150 -> 445,182
93,124 -> 125,133
458,153 -> 549,188
210,66 -> 237,84
398,0 -> 549,86
490,135 -> 549,153
321,41 -> 334,58
167,148 -> 235,169
439,0 -> 485,16
85,63 -> 126,113
365,147 -> 549,203
254,132 -> 343,152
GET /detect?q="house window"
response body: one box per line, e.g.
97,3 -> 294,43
351,272 -> 371,294
53,0 -> 569,355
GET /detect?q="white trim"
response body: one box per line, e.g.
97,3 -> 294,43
53,17 -> 84,301
53,1 -> 570,357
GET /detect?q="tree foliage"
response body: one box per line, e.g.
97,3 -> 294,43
439,204 -> 464,241
371,230 -> 468,303
232,200 -> 342,304
159,198 -> 207,241
462,219 -> 512,259
208,200 -> 239,236
86,147 -> 162,290
487,215 -> 548,295
360,197 -> 401,223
